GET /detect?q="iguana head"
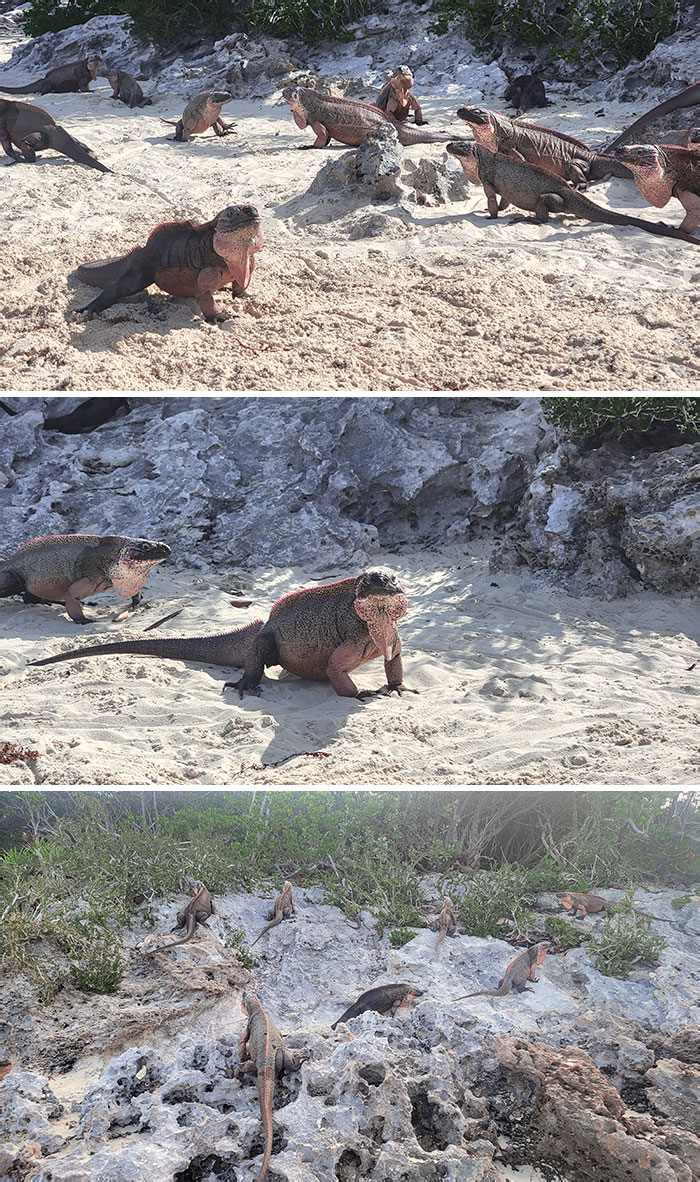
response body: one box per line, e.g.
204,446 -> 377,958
208,90 -> 232,108
455,107 -> 500,149
391,66 -> 414,92
242,988 -> 263,1016
613,143 -> 664,174
446,140 -> 482,183
213,205 -> 264,290
353,569 -> 408,662
106,538 -> 171,596
87,58 -> 103,79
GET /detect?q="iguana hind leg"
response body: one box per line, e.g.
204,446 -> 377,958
534,193 -> 566,221
678,191 -> 700,233
224,630 -> 278,698
79,263 -> 157,317
299,121 -> 331,149
19,130 -> 49,162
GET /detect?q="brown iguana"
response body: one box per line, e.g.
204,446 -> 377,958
238,988 -> 304,1182
434,896 -> 457,954
152,882 -> 215,952
331,983 -> 424,1029
455,106 -> 630,186
174,90 -> 233,141
1,57 -> 103,95
446,140 -> 700,244
0,99 -> 110,171
30,567 -> 417,701
605,82 -> 700,153
107,70 -> 152,109
375,66 -> 425,124
73,204 -> 263,321
613,143 -> 700,234
251,881 -> 296,946
504,74 -> 551,115
455,942 -> 551,1000
558,892 -> 615,918
1,534 -> 170,623
283,86 -> 454,148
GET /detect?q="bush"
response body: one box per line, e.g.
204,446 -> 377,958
588,896 -> 666,978
389,927 -> 417,948
22,0 -> 106,37
541,397 -> 700,442
671,894 -> 693,910
545,914 -> 588,950
247,0 -> 371,45
438,864 -> 540,940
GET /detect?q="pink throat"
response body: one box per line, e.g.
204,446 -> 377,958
629,161 -> 671,207
353,592 -> 408,660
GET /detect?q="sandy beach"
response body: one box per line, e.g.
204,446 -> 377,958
2,32 -> 699,391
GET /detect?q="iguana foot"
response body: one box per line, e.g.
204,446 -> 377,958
223,678 -> 262,698
356,683 -> 419,700
204,311 -> 231,324
298,144 -> 325,150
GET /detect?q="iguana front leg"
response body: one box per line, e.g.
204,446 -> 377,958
238,1024 -> 250,1062
356,646 -> 419,699
0,129 -> 21,161
484,181 -> 500,218
195,267 -> 230,322
213,119 -> 234,137
677,190 -> 700,233
299,121 -> 331,149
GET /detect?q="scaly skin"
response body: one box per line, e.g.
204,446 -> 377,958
435,896 -> 457,954
455,106 -> 630,186
152,883 -> 215,951
107,70 -> 151,109
447,140 -> 700,244
74,204 -> 264,321
1,534 -> 170,623
614,143 -> 700,233
375,67 -> 425,125
174,90 -> 233,142
504,74 -> 550,116
455,942 -> 551,1000
0,57 -> 102,95
30,568 -> 417,701
251,881 -> 296,946
0,99 -> 110,171
239,990 -> 303,1182
605,82 -> 700,153
331,983 -> 424,1029
283,86 -> 453,148
558,892 -> 613,919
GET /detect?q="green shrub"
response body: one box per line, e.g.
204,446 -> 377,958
438,864 -> 538,940
22,0 -> 106,37
541,397 -> 700,441
247,0 -> 371,45
588,896 -> 666,978
389,927 -> 417,948
545,914 -> 588,950
224,924 -> 254,969
671,894 -> 693,910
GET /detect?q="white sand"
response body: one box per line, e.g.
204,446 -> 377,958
1,40 -> 699,390
2,543 -> 697,786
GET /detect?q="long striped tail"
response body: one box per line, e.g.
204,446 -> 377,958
29,620 -> 265,671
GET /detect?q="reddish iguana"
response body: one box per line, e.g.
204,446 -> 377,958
504,74 -> 551,115
605,82 -> 700,153
0,99 -> 110,171
1,57 -> 102,95
558,892 -> 614,918
434,896 -> 457,954
283,86 -> 453,148
30,567 -> 417,701
447,140 -> 700,244
375,66 -> 425,124
1,534 -> 170,623
152,882 -> 215,951
238,989 -> 304,1182
455,106 -> 630,186
251,881 -> 296,946
174,90 -> 233,141
331,983 -> 424,1029
614,143 -> 700,234
74,204 -> 263,321
107,70 -> 152,109
455,942 -> 551,1000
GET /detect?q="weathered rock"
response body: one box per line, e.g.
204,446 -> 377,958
0,1070 -> 65,1155
647,1057 -> 700,1136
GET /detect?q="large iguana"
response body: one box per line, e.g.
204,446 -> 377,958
283,86 -> 453,148
614,143 -> 700,234
238,989 -> 304,1182
30,567 -> 417,700
251,881 -> 296,946
503,74 -> 551,115
455,942 -> 551,1000
152,882 -> 215,952
0,99 -> 110,171
73,204 -> 263,321
174,90 -> 233,141
331,983 -> 424,1029
375,66 -> 425,124
455,106 -> 630,186
1,57 -> 102,95
446,140 -> 700,244
107,70 -> 152,109
605,82 -> 700,152
1,534 -> 170,623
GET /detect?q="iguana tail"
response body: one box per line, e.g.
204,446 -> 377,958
0,564 -> 24,598
0,82 -> 37,94
29,621 -> 265,670
395,123 -> 456,146
152,910 -> 197,952
257,1059 -> 275,1181
567,190 -> 700,244
46,126 -> 111,172
605,82 -> 700,154
250,912 -> 283,947
76,249 -> 143,289
454,981 -> 513,1000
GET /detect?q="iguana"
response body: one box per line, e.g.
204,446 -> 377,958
283,86 -> 454,148
504,74 -> 551,115
331,983 -> 424,1029
238,989 -> 304,1182
455,942 -> 551,1000
107,70 -> 152,109
42,397 -> 131,434
558,892 -> 615,918
454,106 -> 630,186
375,66 -> 425,124
613,143 -> 700,234
434,896 -> 457,954
73,204 -> 263,321
446,140 -> 700,244
605,82 -> 700,153
251,881 -> 295,946
0,57 -> 102,95
30,567 -> 417,701
0,99 -> 110,171
152,882 -> 215,952
1,534 -> 170,623
174,90 -> 233,141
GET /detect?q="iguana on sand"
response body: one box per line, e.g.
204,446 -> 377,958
30,567 -> 417,701
283,86 -> 453,148
504,74 -> 551,115
74,204 -> 263,321
0,56 -> 102,95
375,66 -> 425,124
238,989 -> 304,1182
251,881 -> 296,946
446,140 -> 700,244
331,983 -> 424,1029
614,143 -> 700,234
107,70 -> 152,109
434,896 -> 457,954
558,892 -> 614,918
0,99 -> 110,171
152,883 -> 215,952
1,534 -> 170,623
605,82 -> 700,153
455,942 -> 551,1000
455,106 -> 630,186
174,90 -> 233,141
